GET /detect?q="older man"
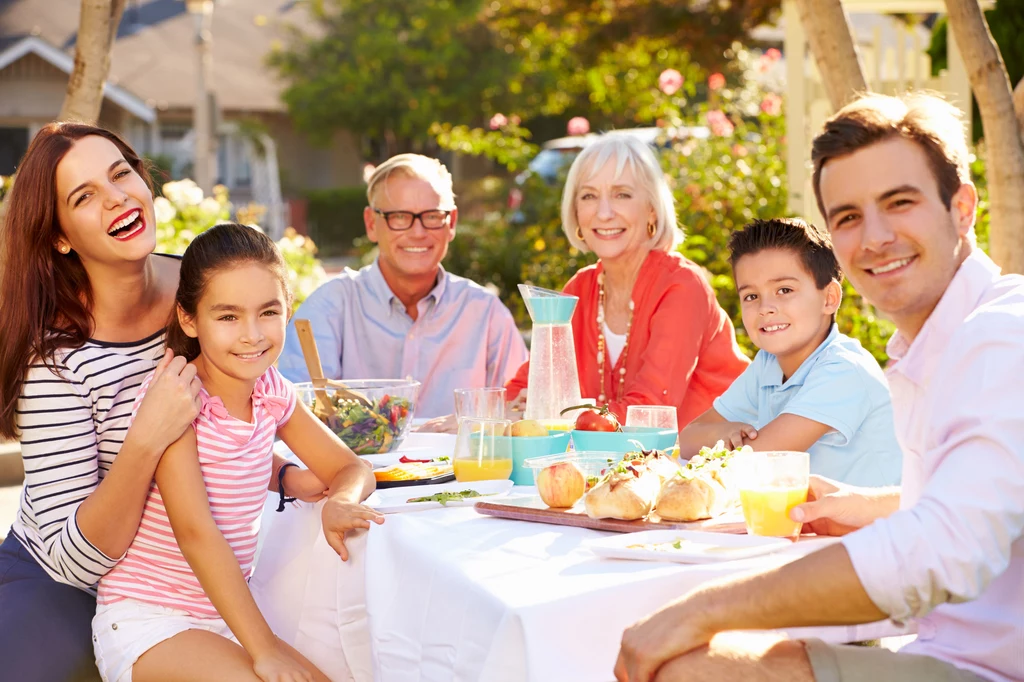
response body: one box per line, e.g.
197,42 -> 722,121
279,154 -> 527,418
615,93 -> 1024,682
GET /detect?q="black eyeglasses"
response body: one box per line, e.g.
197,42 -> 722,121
373,209 -> 452,231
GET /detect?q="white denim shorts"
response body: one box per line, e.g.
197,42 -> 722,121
92,598 -> 239,682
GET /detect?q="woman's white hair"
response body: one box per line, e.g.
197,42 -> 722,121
561,132 -> 682,253
366,153 -> 455,209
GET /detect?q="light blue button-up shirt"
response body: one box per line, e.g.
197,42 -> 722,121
278,259 -> 528,418
713,325 -> 902,486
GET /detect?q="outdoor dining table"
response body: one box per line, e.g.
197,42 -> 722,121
255,435 -> 912,682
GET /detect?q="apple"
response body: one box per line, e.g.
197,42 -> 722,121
536,461 -> 586,508
505,419 -> 549,437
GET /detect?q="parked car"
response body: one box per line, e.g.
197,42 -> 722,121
507,126 -> 710,218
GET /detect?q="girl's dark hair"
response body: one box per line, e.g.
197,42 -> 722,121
0,122 -> 153,439
166,223 -> 292,362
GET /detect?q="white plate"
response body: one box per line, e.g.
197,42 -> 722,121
366,479 -> 514,513
586,529 -> 792,564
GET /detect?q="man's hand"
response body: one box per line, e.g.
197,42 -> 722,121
725,422 -> 757,449
414,414 -> 458,434
507,388 -> 527,415
282,467 -> 327,503
321,498 -> 385,561
614,596 -> 712,682
790,475 -> 898,536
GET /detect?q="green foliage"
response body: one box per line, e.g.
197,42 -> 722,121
269,0 -> 780,155
154,180 -> 326,311
304,187 -> 369,258
427,45 -> 901,363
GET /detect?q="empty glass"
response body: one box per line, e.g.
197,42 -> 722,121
453,418 -> 513,482
454,387 -> 507,421
736,451 -> 810,539
625,405 -> 679,431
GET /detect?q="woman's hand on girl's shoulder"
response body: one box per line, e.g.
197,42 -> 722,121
133,349 -> 203,454
321,499 -> 385,561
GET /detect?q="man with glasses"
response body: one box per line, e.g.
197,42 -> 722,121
279,154 -> 527,418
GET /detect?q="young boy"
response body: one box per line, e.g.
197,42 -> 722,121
679,218 -> 901,486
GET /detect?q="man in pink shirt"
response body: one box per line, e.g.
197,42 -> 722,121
614,92 -> 1024,682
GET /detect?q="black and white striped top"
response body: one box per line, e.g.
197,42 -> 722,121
11,331 -> 166,591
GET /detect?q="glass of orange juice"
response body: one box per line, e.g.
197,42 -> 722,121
454,417 -> 513,482
737,451 -> 809,539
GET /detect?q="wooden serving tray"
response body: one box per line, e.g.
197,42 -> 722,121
474,496 -> 748,534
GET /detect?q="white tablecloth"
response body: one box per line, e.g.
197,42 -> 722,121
364,503 -> 912,682
257,434 -> 911,682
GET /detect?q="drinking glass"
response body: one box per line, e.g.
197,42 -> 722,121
736,451 -> 810,539
453,418 -> 513,482
454,387 -> 507,421
625,405 -> 679,431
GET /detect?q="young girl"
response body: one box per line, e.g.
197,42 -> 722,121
92,223 -> 383,682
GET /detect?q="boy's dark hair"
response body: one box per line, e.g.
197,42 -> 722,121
728,218 -> 843,289
166,223 -> 292,362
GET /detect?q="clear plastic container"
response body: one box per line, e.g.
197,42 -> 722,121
522,450 -> 622,491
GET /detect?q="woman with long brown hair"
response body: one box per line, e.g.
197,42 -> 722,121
0,123 -> 202,680
0,124 -> 333,681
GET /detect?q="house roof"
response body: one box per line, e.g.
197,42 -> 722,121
0,0 -> 313,113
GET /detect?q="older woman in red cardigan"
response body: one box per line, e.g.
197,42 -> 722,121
506,133 -> 749,427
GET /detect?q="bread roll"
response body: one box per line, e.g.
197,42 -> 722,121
584,463 -> 662,520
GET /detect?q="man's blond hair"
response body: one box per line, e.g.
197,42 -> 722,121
366,154 -> 455,209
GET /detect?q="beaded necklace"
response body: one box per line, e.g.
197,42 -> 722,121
596,271 -> 635,405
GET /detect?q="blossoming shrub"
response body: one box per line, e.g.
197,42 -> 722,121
431,45 -> 902,362
155,180 -> 326,311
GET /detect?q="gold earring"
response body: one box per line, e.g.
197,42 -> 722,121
647,220 -> 656,237
58,244 -> 70,254
576,226 -> 584,240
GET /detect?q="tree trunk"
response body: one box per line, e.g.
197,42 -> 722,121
946,0 -> 1024,274
59,0 -> 127,125
793,0 -> 868,110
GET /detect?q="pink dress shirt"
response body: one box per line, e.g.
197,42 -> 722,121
842,251 -> 1024,682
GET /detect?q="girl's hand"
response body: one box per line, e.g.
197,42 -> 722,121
132,349 -> 202,454
252,644 -> 315,682
282,467 -> 328,503
321,499 -> 385,561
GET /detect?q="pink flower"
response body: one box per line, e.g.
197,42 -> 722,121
489,113 -> 508,130
510,114 -> 521,126
708,72 -> 726,91
706,110 -> 734,137
732,143 -> 748,157
760,93 -> 782,116
766,48 -> 782,62
567,116 -> 590,136
658,68 -> 684,96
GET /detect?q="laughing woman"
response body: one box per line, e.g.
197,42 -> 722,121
0,123 -> 326,681
506,133 -> 749,427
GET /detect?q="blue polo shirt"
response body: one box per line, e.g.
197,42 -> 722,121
713,325 -> 902,486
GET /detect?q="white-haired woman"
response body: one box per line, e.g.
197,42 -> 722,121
506,133 -> 749,426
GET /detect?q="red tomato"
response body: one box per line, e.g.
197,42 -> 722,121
573,408 -> 620,432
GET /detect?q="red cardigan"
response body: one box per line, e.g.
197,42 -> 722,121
506,250 -> 749,427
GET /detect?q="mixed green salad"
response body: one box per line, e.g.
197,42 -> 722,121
405,489 -> 493,506
311,392 -> 412,455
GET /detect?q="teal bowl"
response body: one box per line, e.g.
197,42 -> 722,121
569,426 -> 677,454
506,431 -> 572,485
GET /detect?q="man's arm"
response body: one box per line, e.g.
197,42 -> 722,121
616,543 -> 884,682
278,281 -> 344,383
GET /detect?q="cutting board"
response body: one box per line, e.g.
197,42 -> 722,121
474,496 -> 748,534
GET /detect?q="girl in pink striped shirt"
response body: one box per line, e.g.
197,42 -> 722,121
93,223 -> 381,682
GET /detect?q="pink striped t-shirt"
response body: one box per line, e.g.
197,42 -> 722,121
97,365 -> 296,618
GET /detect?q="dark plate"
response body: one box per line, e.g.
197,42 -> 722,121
375,472 -> 456,489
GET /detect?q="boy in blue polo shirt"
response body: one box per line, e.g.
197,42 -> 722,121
679,218 -> 901,486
